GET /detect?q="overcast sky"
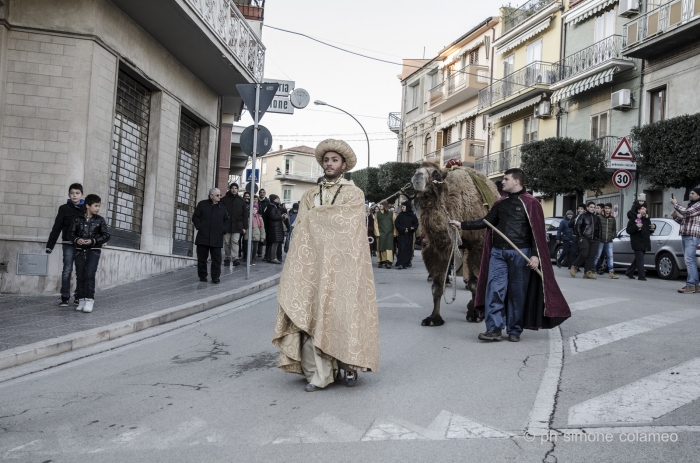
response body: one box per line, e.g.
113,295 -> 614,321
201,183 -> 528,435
239,0 -> 504,170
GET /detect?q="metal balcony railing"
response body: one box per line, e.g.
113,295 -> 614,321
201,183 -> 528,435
474,144 -> 523,176
185,0 -> 265,81
593,135 -> 637,164
387,112 -> 401,133
503,0 -> 557,33
424,150 -> 441,162
469,143 -> 485,158
623,0 -> 700,48
442,140 -> 463,161
478,61 -> 557,108
554,35 -> 627,81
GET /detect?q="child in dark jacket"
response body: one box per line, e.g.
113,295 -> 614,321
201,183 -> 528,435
69,194 -> 110,313
46,183 -> 85,307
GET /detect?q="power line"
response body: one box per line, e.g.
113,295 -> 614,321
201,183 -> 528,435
305,108 -> 388,119
274,131 -> 391,137
275,137 -> 398,142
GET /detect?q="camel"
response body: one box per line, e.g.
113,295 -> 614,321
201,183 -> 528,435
411,162 -> 498,326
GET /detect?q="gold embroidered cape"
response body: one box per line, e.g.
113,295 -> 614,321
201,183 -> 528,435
272,180 -> 380,373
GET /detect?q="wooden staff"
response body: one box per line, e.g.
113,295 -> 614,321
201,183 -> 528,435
483,220 -> 543,278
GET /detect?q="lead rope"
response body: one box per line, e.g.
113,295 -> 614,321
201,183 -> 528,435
440,203 -> 462,305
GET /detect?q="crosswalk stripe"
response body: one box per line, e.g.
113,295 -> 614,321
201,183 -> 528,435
376,293 -> 421,308
570,308 -> 700,354
569,297 -> 629,312
568,357 -> 700,425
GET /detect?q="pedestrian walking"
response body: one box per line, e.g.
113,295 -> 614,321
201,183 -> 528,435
570,201 -> 601,279
272,139 -> 379,391
374,201 -> 397,268
192,188 -> 229,284
594,203 -> 619,278
449,168 -> 570,342
243,204 -> 265,264
671,187 -> 700,293
394,201 -> 418,269
625,204 -> 652,281
46,183 -> 85,307
221,183 -> 247,267
69,194 -> 110,313
258,188 -> 270,259
568,203 -> 586,269
556,210 -> 575,269
264,194 -> 285,264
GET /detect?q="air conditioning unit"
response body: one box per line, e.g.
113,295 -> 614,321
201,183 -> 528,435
619,0 -> 639,17
611,89 -> 632,110
534,100 -> 551,119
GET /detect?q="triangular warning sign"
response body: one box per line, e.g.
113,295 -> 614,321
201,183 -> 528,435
610,137 -> 635,161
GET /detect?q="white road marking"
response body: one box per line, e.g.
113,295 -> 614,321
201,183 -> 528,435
526,327 -> 563,436
376,293 -> 421,308
569,297 -> 629,312
570,308 -> 700,354
568,357 -> 700,425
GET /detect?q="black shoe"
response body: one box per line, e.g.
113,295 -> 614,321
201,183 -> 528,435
344,370 -> 358,387
638,277 -> 647,281
199,277 -> 208,282
626,274 -> 635,279
508,334 -> 521,342
74,297 -> 80,306
556,260 -> 562,268
478,329 -> 502,341
233,259 -> 241,266
223,259 -> 231,267
212,279 -> 220,284
59,297 -> 69,307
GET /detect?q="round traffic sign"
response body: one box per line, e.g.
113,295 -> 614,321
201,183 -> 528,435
290,88 -> 310,109
612,169 -> 633,189
240,125 -> 273,157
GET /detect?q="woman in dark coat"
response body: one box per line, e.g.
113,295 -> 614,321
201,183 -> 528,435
625,204 -> 653,280
394,201 -> 419,269
367,206 -> 376,256
264,194 -> 286,264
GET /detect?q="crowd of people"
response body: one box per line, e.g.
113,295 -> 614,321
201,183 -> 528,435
367,200 -> 418,270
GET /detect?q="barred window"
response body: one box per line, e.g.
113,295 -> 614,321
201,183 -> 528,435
172,114 -> 201,256
465,118 -> 476,140
107,71 -> 151,249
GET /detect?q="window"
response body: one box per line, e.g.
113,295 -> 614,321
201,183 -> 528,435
172,113 -> 201,256
469,50 -> 479,65
283,188 -> 292,203
650,88 -> 665,123
523,117 -> 539,143
285,158 -> 292,174
407,142 -> 414,162
465,118 -> 476,140
590,112 -> 608,139
595,10 -> 615,43
444,126 -> 453,145
107,71 -> 151,249
424,133 -> 433,154
526,39 -> 542,64
407,82 -> 419,111
500,125 -> 512,151
503,54 -> 515,76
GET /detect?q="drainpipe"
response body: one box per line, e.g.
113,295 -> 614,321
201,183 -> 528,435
485,20 -> 496,159
634,58 -> 645,202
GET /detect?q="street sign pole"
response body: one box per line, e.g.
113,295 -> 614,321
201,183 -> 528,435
245,84 -> 261,280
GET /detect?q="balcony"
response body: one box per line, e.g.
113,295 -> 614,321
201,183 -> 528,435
478,62 -> 557,111
474,144 -> 523,177
503,0 -> 558,33
111,0 -> 265,98
623,0 -> 700,59
593,135 -> 637,170
550,36 -> 634,101
428,65 -> 490,112
274,169 -> 322,184
387,112 -> 401,134
440,139 -> 486,166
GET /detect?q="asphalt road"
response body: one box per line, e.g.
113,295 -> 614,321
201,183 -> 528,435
1,255 -> 699,462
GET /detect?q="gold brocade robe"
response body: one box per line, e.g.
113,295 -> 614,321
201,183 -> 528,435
272,180 -> 380,373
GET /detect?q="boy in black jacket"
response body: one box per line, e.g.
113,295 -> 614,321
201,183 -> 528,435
70,194 -> 110,313
46,183 -> 85,307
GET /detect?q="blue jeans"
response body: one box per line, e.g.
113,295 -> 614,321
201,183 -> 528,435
682,236 -> 700,287
75,249 -> 101,299
60,244 -> 76,299
485,247 -> 531,336
594,242 -> 614,271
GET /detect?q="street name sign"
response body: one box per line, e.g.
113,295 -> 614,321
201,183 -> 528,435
612,169 -> 633,189
269,96 -> 294,114
609,137 -> 636,170
245,168 -> 260,183
264,79 -> 294,96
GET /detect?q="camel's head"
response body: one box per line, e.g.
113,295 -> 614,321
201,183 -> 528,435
412,163 -> 447,193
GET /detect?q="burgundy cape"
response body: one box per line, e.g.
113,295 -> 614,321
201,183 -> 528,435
474,191 -> 571,329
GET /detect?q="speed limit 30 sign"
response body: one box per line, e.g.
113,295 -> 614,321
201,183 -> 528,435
612,169 -> 633,189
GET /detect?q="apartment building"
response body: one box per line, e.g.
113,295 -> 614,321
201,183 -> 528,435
0,0 -> 266,294
256,146 -> 323,209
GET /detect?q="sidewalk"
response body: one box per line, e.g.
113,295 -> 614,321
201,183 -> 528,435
0,261 -> 282,369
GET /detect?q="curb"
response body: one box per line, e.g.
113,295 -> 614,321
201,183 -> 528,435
0,274 -> 280,371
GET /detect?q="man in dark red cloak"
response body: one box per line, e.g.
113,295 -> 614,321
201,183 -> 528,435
450,168 -> 570,341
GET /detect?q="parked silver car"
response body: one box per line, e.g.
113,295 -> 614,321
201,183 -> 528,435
610,218 -> 700,279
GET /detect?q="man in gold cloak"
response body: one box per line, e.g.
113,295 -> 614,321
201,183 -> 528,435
272,139 -> 380,392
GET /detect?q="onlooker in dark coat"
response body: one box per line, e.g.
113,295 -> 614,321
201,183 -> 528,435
571,201 -> 601,279
46,182 -> 85,307
192,188 -> 229,283
625,204 -> 652,280
257,188 -> 270,258
627,193 -> 649,220
555,210 -> 575,269
264,194 -> 285,264
221,183 -> 247,267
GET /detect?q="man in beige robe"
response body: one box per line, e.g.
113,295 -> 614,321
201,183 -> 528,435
272,139 -> 380,392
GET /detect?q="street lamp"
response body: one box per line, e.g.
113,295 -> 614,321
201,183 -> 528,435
313,100 -> 370,168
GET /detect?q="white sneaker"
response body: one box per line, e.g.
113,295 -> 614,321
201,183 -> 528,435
82,299 -> 94,313
76,299 -> 86,311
